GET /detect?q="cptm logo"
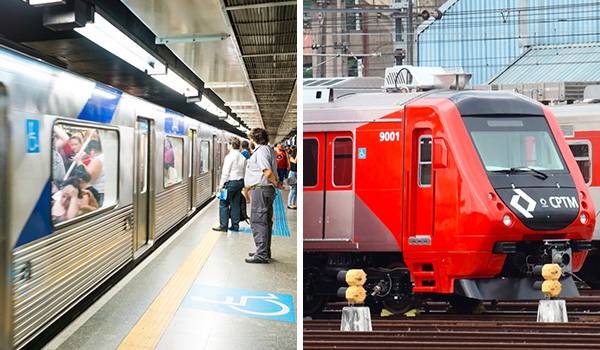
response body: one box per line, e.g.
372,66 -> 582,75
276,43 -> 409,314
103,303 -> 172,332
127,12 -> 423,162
510,189 -> 537,218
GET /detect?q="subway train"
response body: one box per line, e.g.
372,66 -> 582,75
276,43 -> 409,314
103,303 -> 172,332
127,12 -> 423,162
0,45 -> 239,349
303,78 -> 595,315
551,101 -> 600,288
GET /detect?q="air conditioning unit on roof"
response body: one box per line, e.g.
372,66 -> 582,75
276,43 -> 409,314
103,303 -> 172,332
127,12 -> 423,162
383,65 -> 471,92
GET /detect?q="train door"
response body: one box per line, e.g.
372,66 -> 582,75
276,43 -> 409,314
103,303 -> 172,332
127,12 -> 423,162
324,132 -> 354,239
134,117 -> 153,254
0,83 -> 11,348
303,132 -> 354,240
188,129 -> 197,211
406,128 -> 434,247
303,133 -> 324,239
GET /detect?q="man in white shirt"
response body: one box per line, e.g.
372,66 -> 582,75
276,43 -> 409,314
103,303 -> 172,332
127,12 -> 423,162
213,137 -> 247,232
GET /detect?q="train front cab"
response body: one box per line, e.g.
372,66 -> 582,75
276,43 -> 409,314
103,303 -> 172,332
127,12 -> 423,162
402,91 -> 595,301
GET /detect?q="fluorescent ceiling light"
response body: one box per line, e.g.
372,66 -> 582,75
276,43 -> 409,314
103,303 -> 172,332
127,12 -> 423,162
225,116 -> 240,127
225,101 -> 255,107
27,0 -> 65,6
230,107 -> 257,113
195,98 -> 226,118
75,13 -> 165,74
151,69 -> 198,97
205,82 -> 247,89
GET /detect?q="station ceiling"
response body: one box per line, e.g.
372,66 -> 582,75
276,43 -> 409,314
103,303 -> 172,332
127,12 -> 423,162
0,0 -> 297,141
119,0 -> 297,142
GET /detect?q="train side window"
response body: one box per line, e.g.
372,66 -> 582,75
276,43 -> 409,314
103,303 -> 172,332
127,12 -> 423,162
304,138 -> 318,187
199,140 -> 210,174
418,136 -> 433,187
568,141 -> 592,185
333,137 -> 353,187
51,123 -> 119,225
164,136 -> 183,187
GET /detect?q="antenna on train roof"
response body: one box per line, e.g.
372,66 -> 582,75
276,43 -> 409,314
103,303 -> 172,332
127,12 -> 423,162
383,65 -> 472,93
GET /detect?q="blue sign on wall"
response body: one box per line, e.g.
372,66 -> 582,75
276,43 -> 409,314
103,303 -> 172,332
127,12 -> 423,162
26,119 -> 40,153
182,284 -> 296,323
358,147 -> 367,159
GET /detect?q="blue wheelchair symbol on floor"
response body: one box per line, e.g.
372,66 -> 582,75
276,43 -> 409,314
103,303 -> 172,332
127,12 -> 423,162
182,285 -> 295,323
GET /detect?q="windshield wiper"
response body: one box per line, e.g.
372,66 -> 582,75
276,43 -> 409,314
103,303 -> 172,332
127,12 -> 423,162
491,167 -> 549,180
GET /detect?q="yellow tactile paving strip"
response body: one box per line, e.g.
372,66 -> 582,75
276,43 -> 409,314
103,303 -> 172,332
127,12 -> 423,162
117,226 -> 221,350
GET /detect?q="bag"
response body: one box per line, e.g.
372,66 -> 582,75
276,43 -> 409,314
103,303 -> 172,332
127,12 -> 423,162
218,188 -> 228,201
287,172 -> 297,186
240,195 -> 249,222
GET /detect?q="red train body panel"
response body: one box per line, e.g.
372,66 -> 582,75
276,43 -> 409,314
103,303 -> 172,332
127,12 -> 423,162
304,90 -> 595,311
551,103 -> 600,287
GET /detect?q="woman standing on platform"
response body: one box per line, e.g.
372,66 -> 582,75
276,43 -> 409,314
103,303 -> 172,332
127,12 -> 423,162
287,146 -> 297,210
213,137 -> 247,232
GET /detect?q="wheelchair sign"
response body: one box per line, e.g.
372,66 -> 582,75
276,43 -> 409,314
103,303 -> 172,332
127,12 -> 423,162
182,285 -> 296,323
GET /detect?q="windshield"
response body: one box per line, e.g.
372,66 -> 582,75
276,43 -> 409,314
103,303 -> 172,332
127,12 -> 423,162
463,116 -> 566,172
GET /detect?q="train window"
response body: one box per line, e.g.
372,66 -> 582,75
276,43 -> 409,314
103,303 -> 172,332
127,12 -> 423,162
333,137 -> 353,187
164,136 -> 183,187
464,116 -> 566,172
568,141 -> 592,185
199,140 -> 210,174
51,123 -> 119,225
304,138 -> 318,187
418,136 -> 432,187
136,120 -> 149,193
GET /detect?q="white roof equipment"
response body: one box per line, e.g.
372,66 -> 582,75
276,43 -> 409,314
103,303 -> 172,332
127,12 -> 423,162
383,65 -> 472,92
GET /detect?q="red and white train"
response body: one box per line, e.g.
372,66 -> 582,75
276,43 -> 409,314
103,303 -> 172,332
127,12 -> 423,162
303,73 -> 595,314
552,101 -> 600,287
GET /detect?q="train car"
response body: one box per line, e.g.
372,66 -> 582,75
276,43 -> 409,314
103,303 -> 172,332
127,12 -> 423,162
0,45 -> 241,349
303,77 -> 595,315
551,101 -> 600,287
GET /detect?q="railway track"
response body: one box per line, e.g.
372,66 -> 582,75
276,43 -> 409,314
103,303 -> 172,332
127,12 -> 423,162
305,290 -> 600,349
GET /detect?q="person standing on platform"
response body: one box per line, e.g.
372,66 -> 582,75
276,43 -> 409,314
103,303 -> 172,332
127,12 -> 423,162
243,128 -> 282,264
287,146 -> 297,210
275,143 -> 289,182
241,140 -> 251,159
213,137 -> 246,232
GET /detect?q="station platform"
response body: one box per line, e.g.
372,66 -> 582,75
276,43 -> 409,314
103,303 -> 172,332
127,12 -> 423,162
43,190 -> 297,350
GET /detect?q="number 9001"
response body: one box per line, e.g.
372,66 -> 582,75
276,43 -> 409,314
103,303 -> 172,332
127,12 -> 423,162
379,131 -> 400,142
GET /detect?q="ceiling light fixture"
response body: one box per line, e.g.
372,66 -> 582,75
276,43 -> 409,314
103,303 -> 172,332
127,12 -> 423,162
225,101 -> 255,107
151,68 -> 198,97
75,13 -> 165,75
196,99 -> 227,118
27,0 -> 66,6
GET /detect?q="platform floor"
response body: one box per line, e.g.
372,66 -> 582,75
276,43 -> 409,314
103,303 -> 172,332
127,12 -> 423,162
44,190 -> 297,350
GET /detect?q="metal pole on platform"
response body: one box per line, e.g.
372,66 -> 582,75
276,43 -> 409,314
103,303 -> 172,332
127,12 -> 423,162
0,83 -> 12,350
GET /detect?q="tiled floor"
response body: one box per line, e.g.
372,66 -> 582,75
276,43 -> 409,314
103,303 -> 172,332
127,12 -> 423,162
45,191 -> 297,350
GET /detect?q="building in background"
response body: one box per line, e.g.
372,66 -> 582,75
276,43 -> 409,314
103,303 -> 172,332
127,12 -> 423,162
417,0 -> 600,84
304,0 -> 445,78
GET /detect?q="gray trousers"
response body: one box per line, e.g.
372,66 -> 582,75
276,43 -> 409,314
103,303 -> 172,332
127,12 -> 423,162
250,187 -> 276,260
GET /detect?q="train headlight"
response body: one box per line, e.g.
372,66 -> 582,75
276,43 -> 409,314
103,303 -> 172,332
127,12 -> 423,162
580,212 -> 589,225
502,214 -> 513,227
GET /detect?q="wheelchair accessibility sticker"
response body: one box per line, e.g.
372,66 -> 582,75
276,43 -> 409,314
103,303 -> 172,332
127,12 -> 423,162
182,285 -> 296,323
358,147 -> 367,159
